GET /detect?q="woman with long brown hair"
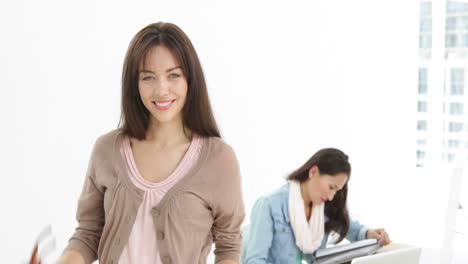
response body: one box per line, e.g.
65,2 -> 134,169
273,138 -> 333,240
51,22 -> 244,264
242,148 -> 389,263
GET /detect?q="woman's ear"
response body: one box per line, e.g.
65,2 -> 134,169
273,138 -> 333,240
308,165 -> 319,179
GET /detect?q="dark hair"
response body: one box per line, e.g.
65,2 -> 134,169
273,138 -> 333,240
118,22 -> 220,140
287,148 -> 351,243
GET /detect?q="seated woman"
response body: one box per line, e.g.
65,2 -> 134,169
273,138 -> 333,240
241,148 -> 390,264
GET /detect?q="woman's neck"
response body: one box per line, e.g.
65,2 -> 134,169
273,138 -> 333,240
144,119 -> 192,148
300,181 -> 313,209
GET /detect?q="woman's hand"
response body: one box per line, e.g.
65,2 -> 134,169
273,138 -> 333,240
29,225 -> 55,264
29,245 -> 41,264
366,228 -> 390,246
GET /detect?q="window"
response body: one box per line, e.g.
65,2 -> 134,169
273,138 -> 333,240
417,150 -> 425,160
448,139 -> 460,148
418,101 -> 428,112
417,120 -> 427,131
451,68 -> 464,96
417,139 -> 426,146
421,2 -> 431,16
446,34 -> 458,48
447,152 -> 456,162
464,34 -> 468,47
419,68 -> 428,94
419,35 -> 432,49
449,102 -> 464,115
462,16 -> 468,30
420,19 -> 432,32
448,121 -> 464,132
447,17 -> 457,31
447,1 -> 468,13
447,2 -> 458,13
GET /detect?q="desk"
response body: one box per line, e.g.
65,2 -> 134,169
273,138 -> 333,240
356,243 -> 468,264
418,248 -> 468,264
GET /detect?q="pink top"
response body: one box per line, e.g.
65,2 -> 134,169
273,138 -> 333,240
118,135 -> 203,264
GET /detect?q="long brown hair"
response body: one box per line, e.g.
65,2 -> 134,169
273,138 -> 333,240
119,22 -> 220,140
287,148 -> 351,243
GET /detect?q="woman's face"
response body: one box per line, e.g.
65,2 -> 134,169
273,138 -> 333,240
305,166 -> 348,205
138,45 -> 188,126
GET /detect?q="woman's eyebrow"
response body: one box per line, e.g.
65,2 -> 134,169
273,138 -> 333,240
166,66 -> 182,72
139,66 -> 181,74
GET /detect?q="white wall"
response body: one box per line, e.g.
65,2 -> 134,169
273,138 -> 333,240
0,0 -> 425,263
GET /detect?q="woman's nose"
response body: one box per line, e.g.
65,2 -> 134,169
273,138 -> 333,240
153,79 -> 170,96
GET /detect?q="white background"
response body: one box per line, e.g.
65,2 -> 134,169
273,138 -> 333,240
2,0 -> 457,263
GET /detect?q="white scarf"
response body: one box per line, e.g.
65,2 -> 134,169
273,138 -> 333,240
288,180 -> 325,254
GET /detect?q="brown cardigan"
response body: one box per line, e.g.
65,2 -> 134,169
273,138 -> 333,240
64,129 -> 245,264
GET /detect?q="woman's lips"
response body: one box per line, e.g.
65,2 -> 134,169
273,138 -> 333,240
153,99 -> 175,110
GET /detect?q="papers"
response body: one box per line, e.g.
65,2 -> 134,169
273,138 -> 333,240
314,239 -> 381,264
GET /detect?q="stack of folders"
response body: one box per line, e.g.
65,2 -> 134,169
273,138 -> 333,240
314,239 -> 381,264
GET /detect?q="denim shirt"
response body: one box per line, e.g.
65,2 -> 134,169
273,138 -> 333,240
241,183 -> 368,264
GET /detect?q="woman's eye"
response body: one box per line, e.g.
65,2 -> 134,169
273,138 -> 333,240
142,76 -> 154,81
329,185 -> 334,190
169,73 -> 180,79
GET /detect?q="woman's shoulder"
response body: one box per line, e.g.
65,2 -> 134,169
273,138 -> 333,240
96,128 -> 122,142
251,183 -> 290,221
206,136 -> 234,153
96,129 -> 123,144
203,136 -> 238,163
91,129 -> 123,154
256,183 -> 289,207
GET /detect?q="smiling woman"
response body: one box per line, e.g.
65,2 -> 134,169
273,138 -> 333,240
120,22 -> 220,141
41,22 -> 245,264
138,46 -> 189,130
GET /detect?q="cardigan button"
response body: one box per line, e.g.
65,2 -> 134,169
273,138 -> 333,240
162,256 -> 172,263
157,231 -> 165,240
152,208 -> 160,217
